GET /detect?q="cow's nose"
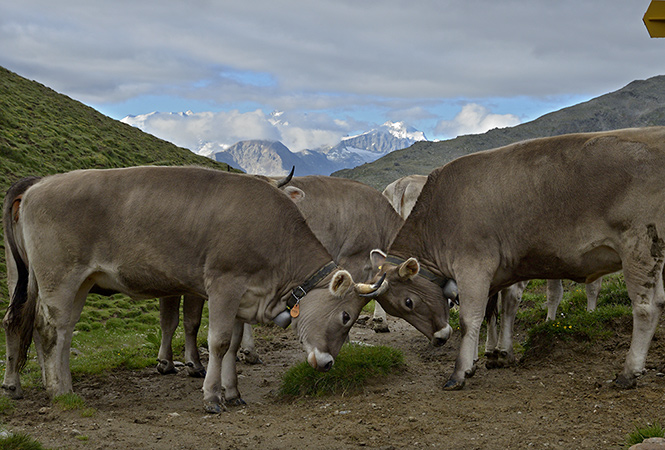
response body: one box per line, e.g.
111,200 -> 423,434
308,349 -> 334,372
432,324 -> 452,347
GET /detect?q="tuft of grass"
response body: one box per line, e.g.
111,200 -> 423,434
279,343 -> 404,398
625,422 -> 665,448
0,432 -> 48,450
53,393 -> 85,411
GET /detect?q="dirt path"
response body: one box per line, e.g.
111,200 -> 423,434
5,315 -> 665,450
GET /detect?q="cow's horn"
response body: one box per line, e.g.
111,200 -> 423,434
276,166 -> 295,188
358,273 -> 388,298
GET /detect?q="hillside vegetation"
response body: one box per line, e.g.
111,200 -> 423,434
0,66 -> 237,299
335,75 -> 665,189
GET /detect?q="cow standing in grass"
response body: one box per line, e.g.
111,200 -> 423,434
371,127 -> 665,389
2,166 -> 386,413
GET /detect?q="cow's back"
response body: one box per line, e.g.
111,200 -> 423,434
393,127 -> 665,286
20,166 -> 331,298
288,176 -> 404,282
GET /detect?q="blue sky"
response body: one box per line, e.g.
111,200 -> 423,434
1,1 -> 664,153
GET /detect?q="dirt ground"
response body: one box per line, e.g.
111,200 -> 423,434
5,313 -> 665,450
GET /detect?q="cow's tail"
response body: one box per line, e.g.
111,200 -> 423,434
3,176 -> 41,370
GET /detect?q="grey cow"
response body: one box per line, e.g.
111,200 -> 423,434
2,167 -> 386,413
371,127 -> 665,389
156,175 -> 452,384
380,173 -> 601,367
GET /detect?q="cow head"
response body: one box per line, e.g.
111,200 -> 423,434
368,250 -> 452,346
291,268 -> 384,372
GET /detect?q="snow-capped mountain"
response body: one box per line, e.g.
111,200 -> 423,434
321,121 -> 426,167
213,121 -> 427,176
121,111 -> 426,176
214,140 -> 323,176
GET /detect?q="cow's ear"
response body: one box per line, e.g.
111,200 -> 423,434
369,249 -> 386,272
283,186 -> 305,203
330,269 -> 353,297
398,258 -> 420,280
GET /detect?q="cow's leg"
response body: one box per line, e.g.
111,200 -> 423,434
157,296 -> 181,375
490,281 -> 526,368
202,280 -> 242,414
585,277 -> 602,312
372,301 -> 390,333
2,322 -> 24,399
615,228 -> 665,388
239,323 -> 262,364
616,269 -> 665,387
546,279 -> 564,321
444,269 -> 491,390
37,283 -> 90,398
182,295 -> 206,377
221,321 -> 246,406
483,294 -> 500,368
2,255 -> 25,398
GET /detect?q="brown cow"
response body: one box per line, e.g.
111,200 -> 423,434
371,127 -> 665,390
3,166 -> 385,413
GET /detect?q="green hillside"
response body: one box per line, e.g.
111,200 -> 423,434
0,66 -> 238,300
334,75 -> 665,190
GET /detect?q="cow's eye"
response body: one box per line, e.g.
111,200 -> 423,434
342,311 -> 351,325
405,298 -> 414,309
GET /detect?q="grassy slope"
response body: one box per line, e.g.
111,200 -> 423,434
0,66 -> 239,299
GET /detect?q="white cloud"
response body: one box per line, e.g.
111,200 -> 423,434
435,104 -> 521,138
1,0 -> 659,105
2,0 -> 662,143
122,110 -> 280,152
121,109 -> 356,153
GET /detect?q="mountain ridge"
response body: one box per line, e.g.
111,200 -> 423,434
210,121 -> 427,176
333,75 -> 665,190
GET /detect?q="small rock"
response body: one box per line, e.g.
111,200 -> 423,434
629,437 -> 665,450
38,407 -> 50,415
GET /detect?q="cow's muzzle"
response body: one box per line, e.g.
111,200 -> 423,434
307,349 -> 334,372
431,324 -> 452,347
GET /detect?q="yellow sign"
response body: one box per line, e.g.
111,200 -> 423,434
644,0 -> 665,38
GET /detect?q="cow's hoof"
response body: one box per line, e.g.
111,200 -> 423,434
156,359 -> 177,375
185,363 -> 206,378
203,402 -> 226,414
443,378 -> 465,390
225,397 -> 247,407
486,351 -> 515,369
372,319 -> 390,333
465,361 -> 478,378
485,350 -> 499,369
240,350 -> 263,365
1,384 -> 23,400
613,373 -> 637,389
